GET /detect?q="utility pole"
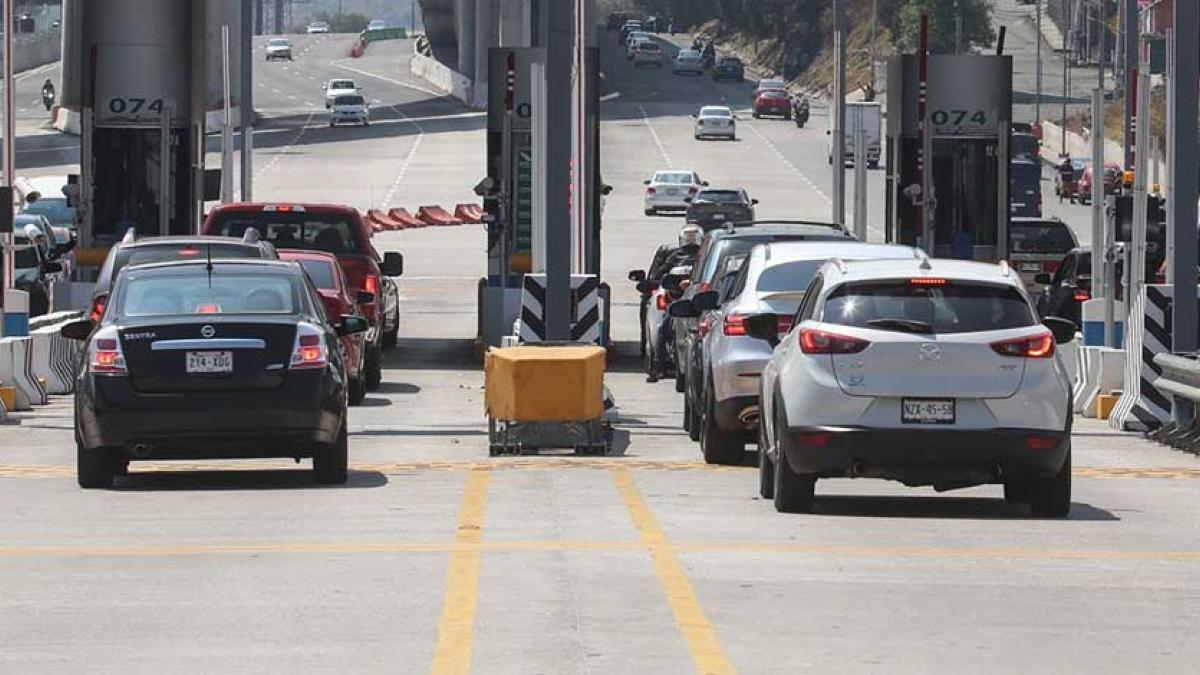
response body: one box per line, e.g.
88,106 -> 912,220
220,25 -> 234,204
918,14 -> 932,253
1170,0 -> 1198,425
832,0 -> 845,227
869,0 -> 878,96
542,0 -> 572,339
1091,88 -> 1111,347
241,0 -> 254,201
1035,0 -> 1042,124
1061,29 -> 1070,157
1121,0 -> 1137,169
955,0 -> 963,55
1,0 -> 13,321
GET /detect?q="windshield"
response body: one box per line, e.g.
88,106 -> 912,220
756,260 -> 823,293
269,39 -> 288,46
823,281 -> 1035,334
700,107 -> 731,117
209,213 -> 361,255
1011,222 -> 1077,254
120,272 -> 299,317
298,260 -> 337,289
655,172 -> 694,184
334,95 -> 365,106
113,243 -> 263,283
696,191 -> 744,204
21,198 -> 75,225
329,81 -> 355,90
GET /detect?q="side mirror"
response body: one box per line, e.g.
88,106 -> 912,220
42,261 -> 63,274
628,269 -> 646,282
744,313 -> 781,346
636,280 -> 659,294
60,319 -> 93,341
661,273 -> 684,295
356,290 -> 377,305
643,179 -> 651,185
683,197 -> 693,203
668,298 -> 698,318
337,315 -> 371,336
692,290 -> 719,312
750,199 -> 759,205
381,252 -> 403,276
1043,317 -> 1077,344
702,181 -> 710,186
321,83 -> 328,89
1034,272 -> 1053,285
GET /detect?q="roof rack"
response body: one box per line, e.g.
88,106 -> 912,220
998,260 -> 1013,278
120,228 -> 137,244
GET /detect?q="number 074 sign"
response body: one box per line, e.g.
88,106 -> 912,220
100,96 -> 177,125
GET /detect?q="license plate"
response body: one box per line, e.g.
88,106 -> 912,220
186,351 -> 234,374
1020,262 -> 1041,272
666,188 -> 679,196
902,398 -> 955,425
710,213 -> 726,220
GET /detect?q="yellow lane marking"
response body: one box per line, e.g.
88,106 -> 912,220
2,461 -> 1198,479
430,469 -> 491,675
612,467 -> 736,675
2,539 -> 1199,563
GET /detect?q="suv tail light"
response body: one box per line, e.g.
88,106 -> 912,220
656,293 -> 669,311
88,327 -> 127,376
991,332 -> 1055,358
363,273 -> 379,296
776,315 -> 794,333
723,314 -> 748,336
290,323 -> 330,370
89,294 -> 108,323
646,187 -> 657,195
798,328 -> 869,354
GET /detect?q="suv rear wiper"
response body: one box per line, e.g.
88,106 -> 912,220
866,318 -> 934,334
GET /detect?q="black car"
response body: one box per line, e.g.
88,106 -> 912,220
672,222 -> 854,439
64,260 -> 367,488
1034,248 -> 1091,326
685,188 -> 757,230
88,230 -> 278,323
1010,132 -> 1040,161
1010,159 -> 1042,217
712,56 -> 744,81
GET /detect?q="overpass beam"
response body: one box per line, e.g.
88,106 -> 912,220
473,0 -> 496,103
498,0 -> 528,47
455,0 -> 475,76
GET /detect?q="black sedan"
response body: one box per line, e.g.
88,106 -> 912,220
685,188 -> 757,230
63,260 -> 368,488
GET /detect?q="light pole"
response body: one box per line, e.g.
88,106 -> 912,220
1035,0 -> 1042,124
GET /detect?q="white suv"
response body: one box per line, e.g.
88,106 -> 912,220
324,79 -> 359,108
751,256 -> 1076,516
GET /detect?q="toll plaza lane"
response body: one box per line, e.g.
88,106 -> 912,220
4,22 -> 1200,675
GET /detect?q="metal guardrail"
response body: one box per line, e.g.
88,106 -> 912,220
1147,353 -> 1200,454
360,27 -> 409,44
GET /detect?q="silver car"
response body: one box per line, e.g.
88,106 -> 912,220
676,241 -> 918,465
752,256 -> 1077,516
693,106 -> 736,140
674,49 -> 705,76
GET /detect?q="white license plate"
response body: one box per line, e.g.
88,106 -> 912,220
665,188 -> 679,196
710,213 -> 726,220
1020,262 -> 1041,272
902,398 -> 955,425
186,351 -> 234,374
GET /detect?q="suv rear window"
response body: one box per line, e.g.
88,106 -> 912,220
334,95 -> 365,106
1010,221 -> 1076,254
209,213 -> 361,255
823,281 -> 1034,334
756,260 -> 823,293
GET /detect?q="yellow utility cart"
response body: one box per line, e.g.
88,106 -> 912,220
484,344 -> 613,456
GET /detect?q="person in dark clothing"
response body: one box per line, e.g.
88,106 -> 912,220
647,226 -> 703,382
1058,156 -> 1077,204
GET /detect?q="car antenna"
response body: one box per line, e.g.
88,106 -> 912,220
206,242 -> 214,287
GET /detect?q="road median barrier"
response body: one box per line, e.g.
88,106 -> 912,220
0,337 -> 48,410
1148,354 -> 1200,454
366,209 -> 404,231
389,208 -> 425,228
1075,346 -> 1126,418
417,205 -> 462,227
455,203 -> 485,224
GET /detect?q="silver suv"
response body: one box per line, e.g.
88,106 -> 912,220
751,256 -> 1076,516
672,241 -> 917,464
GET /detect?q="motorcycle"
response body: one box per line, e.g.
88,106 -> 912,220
792,98 -> 810,128
42,89 -> 55,112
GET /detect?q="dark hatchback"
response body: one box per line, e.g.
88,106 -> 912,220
712,56 -> 744,81
64,260 -> 368,488
685,188 -> 758,230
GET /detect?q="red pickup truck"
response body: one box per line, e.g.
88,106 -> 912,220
203,203 -> 402,390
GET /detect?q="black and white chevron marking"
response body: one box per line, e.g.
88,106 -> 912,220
519,274 -> 602,344
1111,285 -> 1174,431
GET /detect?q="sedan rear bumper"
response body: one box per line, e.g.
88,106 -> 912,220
76,373 -> 344,458
781,426 -> 1070,485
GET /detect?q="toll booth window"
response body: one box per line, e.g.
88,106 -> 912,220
211,215 -> 356,255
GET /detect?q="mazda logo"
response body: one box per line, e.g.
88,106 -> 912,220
918,343 -> 942,361
200,325 -> 216,339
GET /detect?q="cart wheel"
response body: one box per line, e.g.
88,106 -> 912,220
489,445 -> 502,457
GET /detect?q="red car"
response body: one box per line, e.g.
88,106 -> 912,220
279,249 -> 371,405
753,90 -> 791,120
203,203 -> 403,391
1077,162 -> 1123,205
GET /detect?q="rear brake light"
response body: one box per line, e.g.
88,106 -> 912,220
656,293 -> 669,311
263,204 -> 305,213
178,249 -> 201,257
909,278 -> 948,286
1044,260 -> 1061,273
646,187 -> 657,195
290,324 -> 329,370
1073,291 -> 1091,302
88,328 -> 127,376
723,314 -> 748,336
197,304 -> 221,314
991,332 -> 1055,358
363,274 -> 379,296
698,316 -> 714,338
1026,435 -> 1059,450
89,295 -> 108,323
799,328 -> 869,354
777,315 -> 794,333
794,432 -> 831,447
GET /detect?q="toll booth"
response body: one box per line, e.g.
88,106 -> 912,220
886,55 -> 1013,261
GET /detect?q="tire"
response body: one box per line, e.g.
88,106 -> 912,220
1003,480 -> 1029,505
1027,446 -> 1072,518
77,440 -> 114,489
313,419 -> 349,484
683,392 -> 693,433
645,208 -> 655,216
348,374 -> 366,406
758,416 -> 774,499
701,381 -> 743,465
364,345 -> 383,391
752,112 -> 761,119
784,111 -> 792,121
674,367 -> 686,393
382,318 -> 398,350
772,400 -> 816,513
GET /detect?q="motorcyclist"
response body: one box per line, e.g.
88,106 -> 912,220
792,95 -> 810,127
701,42 -> 716,68
1058,155 -> 1076,204
41,78 -> 55,110
647,225 -> 704,383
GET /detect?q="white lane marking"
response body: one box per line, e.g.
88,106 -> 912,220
286,94 -> 298,100
744,121 -> 831,205
330,59 -> 444,99
382,107 -> 425,209
639,106 -> 672,168
600,91 -> 622,102
254,110 -> 316,182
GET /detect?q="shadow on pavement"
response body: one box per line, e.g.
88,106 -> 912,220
804,494 -> 1120,521
383,337 -> 480,371
111,469 -> 388,491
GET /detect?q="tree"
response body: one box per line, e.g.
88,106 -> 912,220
894,0 -> 994,54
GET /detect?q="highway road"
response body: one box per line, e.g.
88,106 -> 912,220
2,31 -> 1200,674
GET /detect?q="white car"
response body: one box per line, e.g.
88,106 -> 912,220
674,49 -> 705,75
643,170 -> 707,215
694,105 -> 736,140
625,31 -> 651,58
679,242 -> 918,465
324,79 -> 359,108
329,94 -> 369,126
752,256 -> 1076,516
306,21 -> 330,34
265,37 -> 293,61
368,19 -> 388,31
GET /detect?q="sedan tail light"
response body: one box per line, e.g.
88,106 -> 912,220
798,328 -> 869,354
88,327 -> 127,376
646,187 -> 657,195
991,332 -> 1055,358
290,323 -> 330,370
723,314 -> 748,336
656,293 -> 669,311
